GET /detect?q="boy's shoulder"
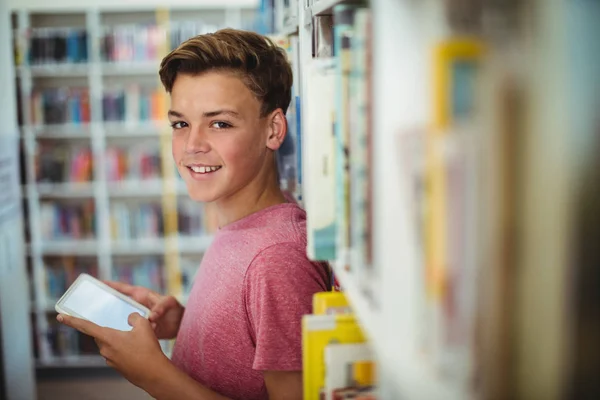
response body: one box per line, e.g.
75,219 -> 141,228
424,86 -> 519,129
210,203 -> 310,270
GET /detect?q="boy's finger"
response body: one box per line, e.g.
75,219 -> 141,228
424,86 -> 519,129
149,296 -> 178,321
57,314 -> 108,341
103,280 -> 137,295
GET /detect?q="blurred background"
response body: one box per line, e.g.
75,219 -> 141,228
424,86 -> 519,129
0,0 -> 599,399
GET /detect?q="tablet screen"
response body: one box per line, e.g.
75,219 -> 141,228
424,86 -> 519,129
63,280 -> 145,331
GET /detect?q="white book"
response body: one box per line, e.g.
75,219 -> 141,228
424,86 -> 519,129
303,58 -> 337,261
324,342 -> 373,400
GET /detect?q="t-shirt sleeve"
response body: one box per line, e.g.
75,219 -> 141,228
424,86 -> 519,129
243,242 -> 329,371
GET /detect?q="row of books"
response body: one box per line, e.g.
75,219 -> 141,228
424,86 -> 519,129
30,88 -> 91,125
27,28 -> 89,65
178,198 -> 205,237
105,145 -> 161,182
110,202 -> 163,240
45,257 -> 98,301
112,257 -> 163,294
103,85 -> 167,123
45,319 -> 97,357
36,145 -> 93,183
100,22 -> 220,63
303,292 -> 377,399
303,6 -> 373,269
40,201 -> 95,240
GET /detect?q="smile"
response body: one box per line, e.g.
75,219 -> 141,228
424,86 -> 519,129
187,165 -> 222,174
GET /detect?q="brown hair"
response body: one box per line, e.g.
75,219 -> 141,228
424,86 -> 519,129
159,29 -> 293,117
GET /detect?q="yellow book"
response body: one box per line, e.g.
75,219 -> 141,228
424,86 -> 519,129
313,291 -> 351,315
302,314 -> 366,400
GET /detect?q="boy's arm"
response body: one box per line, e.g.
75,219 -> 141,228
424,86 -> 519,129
263,371 -> 303,400
145,357 -> 231,400
147,361 -> 302,400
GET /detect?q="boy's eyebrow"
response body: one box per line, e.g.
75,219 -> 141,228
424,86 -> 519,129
168,110 -> 185,119
167,109 -> 242,119
202,110 -> 242,119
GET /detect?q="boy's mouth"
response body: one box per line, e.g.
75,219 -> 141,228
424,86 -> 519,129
187,165 -> 222,175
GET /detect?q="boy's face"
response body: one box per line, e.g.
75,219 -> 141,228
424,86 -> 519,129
169,71 -> 276,203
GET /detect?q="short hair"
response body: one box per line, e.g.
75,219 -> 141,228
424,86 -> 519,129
159,29 -> 293,117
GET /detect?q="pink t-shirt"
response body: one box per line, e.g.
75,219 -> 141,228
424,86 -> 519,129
171,203 -> 330,400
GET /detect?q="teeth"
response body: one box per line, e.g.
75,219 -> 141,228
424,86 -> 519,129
190,166 -> 220,174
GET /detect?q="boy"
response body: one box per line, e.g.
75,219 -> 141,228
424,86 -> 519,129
58,29 -> 330,400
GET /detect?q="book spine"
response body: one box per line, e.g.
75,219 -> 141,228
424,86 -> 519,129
333,5 -> 358,262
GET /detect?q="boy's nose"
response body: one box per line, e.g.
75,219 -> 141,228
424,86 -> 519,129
185,128 -> 211,154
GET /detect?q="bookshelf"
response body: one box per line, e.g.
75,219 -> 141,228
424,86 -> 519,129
272,0 -> 597,398
12,4 -> 256,368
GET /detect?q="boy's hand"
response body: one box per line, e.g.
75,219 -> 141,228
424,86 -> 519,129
103,281 -> 185,339
57,313 -> 170,389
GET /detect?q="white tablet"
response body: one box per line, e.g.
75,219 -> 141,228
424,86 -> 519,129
55,273 -> 150,332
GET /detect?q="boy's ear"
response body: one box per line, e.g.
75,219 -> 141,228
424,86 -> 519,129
265,109 -> 287,151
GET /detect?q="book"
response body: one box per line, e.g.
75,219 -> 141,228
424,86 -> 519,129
29,27 -> 88,65
303,58 -> 337,262
103,85 -> 166,123
112,257 -> 164,294
110,202 -> 164,240
178,198 -> 205,237
40,200 -> 95,240
302,313 -> 367,400
313,291 -> 352,315
45,256 -> 98,302
333,4 -> 360,267
36,145 -> 93,183
324,343 -> 375,400
31,87 -> 91,125
348,8 -> 373,275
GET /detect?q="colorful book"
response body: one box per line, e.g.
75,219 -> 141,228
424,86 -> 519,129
302,313 -> 367,400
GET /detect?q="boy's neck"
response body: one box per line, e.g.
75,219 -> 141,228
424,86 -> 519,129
213,176 -> 287,228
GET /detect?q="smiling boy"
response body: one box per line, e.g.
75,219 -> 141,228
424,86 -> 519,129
57,29 -> 330,400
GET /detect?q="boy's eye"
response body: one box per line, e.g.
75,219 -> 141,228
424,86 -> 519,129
170,121 -> 188,129
211,121 -> 232,129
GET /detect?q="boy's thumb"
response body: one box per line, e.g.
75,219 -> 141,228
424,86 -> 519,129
127,312 -> 148,329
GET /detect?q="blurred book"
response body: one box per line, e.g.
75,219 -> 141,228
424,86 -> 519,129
112,256 -> 164,294
28,27 -> 88,65
105,144 -> 161,181
40,200 -> 95,240
178,198 -> 205,237
103,85 -> 167,123
324,344 -> 376,400
110,201 -> 163,240
30,87 -> 91,125
302,311 -> 368,400
36,144 -> 93,183
45,256 -> 98,302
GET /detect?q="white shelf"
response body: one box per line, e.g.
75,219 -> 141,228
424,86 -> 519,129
310,0 -> 346,16
35,182 -> 95,198
331,253 -> 381,344
36,355 -> 107,369
107,179 -> 188,197
101,61 -> 160,76
280,18 -> 299,36
177,235 -> 213,253
111,238 -> 167,255
26,123 -> 92,139
103,121 -> 168,138
36,239 -> 98,256
20,63 -> 90,78
111,235 -> 212,255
